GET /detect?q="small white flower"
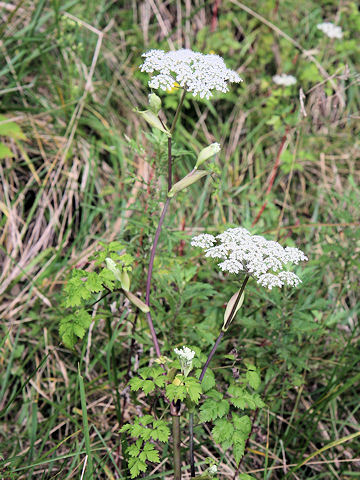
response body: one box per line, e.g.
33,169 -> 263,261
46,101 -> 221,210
208,465 -> 218,475
191,233 -> 216,249
218,259 -> 243,274
273,74 -> 297,86
174,346 -> 196,376
278,271 -> 302,287
191,226 -> 308,290
317,22 -> 343,39
140,49 -> 242,99
257,273 -> 284,290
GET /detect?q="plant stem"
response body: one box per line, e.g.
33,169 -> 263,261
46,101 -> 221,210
172,415 -> 182,480
189,412 -> 195,477
190,276 -> 250,475
145,197 -> 170,357
144,90 -> 186,357
170,89 -> 186,134
199,331 -> 224,383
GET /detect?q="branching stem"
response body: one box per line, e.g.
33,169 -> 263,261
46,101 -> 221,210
190,275 -> 250,475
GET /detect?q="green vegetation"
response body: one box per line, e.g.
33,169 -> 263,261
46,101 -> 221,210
1,1 -> 359,479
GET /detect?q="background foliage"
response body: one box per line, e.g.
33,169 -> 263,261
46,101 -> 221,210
1,0 -> 359,478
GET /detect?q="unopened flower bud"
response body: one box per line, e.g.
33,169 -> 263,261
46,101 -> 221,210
195,143 -> 220,169
120,270 -> 130,292
167,170 -> 209,198
148,93 -> 162,114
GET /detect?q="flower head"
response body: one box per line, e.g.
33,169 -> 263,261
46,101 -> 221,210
174,346 -> 196,376
140,49 -> 242,99
317,22 -> 343,39
272,74 -> 297,86
191,227 -> 308,290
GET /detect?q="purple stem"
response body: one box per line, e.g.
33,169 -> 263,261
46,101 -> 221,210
144,90 -> 185,358
145,197 -> 170,357
199,331 -> 224,382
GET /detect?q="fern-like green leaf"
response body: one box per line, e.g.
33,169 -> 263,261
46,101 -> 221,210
59,309 -> 92,348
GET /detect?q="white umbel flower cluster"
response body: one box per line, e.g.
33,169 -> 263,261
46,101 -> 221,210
191,227 -> 308,290
174,346 -> 196,376
140,49 -> 242,99
317,22 -> 343,39
272,73 -> 297,86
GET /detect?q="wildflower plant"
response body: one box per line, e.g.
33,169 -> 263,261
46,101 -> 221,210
60,48 -> 308,479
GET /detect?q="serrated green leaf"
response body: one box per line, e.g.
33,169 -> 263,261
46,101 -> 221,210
253,394 -> 265,408
196,368 -> 215,392
127,442 -> 141,457
143,442 -> 160,463
140,415 -> 154,426
98,267 -> 116,289
128,457 -> 147,478
72,324 -> 85,338
129,377 -> 144,391
239,474 -> 256,480
154,376 -> 166,387
207,389 -> 224,401
59,310 -> 92,348
166,383 -> 187,402
152,422 -> 170,442
218,399 -> 230,418
199,399 -> 218,422
85,272 -> 104,293
232,414 -> 251,435
199,398 -> 229,422
119,423 -> 131,433
233,438 -> 245,463
246,370 -> 260,390
131,423 -> 145,438
142,380 -> 155,394
212,418 -> 234,445
230,397 -> 247,409
184,377 -> 202,404
63,271 -> 92,307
